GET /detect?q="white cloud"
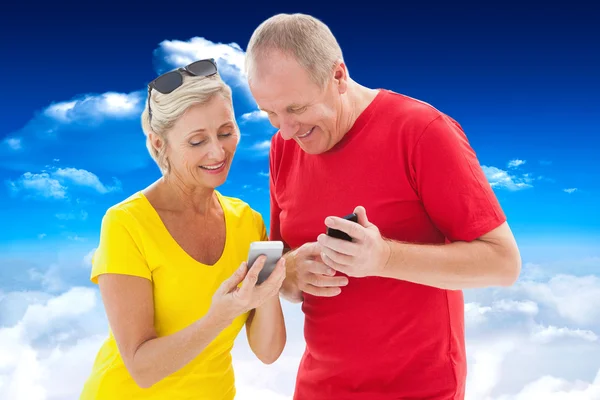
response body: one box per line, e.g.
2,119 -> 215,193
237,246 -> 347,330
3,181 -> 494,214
483,166 -> 533,191
0,287 -> 107,400
53,167 -> 120,194
56,210 -> 88,221
159,37 -> 246,73
44,92 -> 143,123
242,110 -> 268,122
517,274 -> 600,326
508,159 -> 526,168
7,172 -> 67,199
7,167 -> 120,200
498,372 -> 600,400
155,37 -> 250,94
3,263 -> 600,400
4,137 -> 22,150
531,325 -> 598,344
83,248 -> 96,267
28,264 -> 66,293
564,188 -> 578,194
251,140 -> 271,151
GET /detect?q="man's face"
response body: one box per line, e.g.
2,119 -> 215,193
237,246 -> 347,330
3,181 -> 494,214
248,52 -> 347,155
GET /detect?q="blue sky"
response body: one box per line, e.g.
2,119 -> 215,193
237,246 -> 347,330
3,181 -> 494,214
1,2 -> 599,399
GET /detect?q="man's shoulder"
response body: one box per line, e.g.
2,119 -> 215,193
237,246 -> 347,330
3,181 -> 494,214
378,89 -> 447,125
373,89 -> 465,149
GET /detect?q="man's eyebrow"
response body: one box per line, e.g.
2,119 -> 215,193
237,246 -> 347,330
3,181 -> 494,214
286,103 -> 309,112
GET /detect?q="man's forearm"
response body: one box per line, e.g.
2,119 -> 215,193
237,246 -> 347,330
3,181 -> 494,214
279,249 -> 303,303
381,237 -> 521,290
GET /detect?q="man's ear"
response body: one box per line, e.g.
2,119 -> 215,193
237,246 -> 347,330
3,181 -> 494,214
333,60 -> 348,94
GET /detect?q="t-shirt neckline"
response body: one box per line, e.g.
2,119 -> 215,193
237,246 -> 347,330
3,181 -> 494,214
138,190 -> 229,267
326,88 -> 388,153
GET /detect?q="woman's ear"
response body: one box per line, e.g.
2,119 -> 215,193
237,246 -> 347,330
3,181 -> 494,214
149,132 -> 164,152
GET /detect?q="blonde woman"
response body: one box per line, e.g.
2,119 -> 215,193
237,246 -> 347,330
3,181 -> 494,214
80,59 -> 287,399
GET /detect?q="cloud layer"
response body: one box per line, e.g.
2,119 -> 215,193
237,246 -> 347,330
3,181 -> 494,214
2,261 -> 599,399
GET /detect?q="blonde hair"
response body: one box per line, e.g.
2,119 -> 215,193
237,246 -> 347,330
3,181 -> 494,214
140,72 -> 235,174
245,13 -> 344,88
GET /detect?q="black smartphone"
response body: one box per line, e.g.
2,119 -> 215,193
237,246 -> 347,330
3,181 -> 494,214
326,213 -> 358,242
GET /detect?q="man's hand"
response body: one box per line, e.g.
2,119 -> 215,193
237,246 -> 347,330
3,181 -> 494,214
317,206 -> 391,278
280,242 -> 349,302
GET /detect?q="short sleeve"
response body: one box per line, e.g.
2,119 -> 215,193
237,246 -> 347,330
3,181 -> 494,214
252,210 -> 269,241
268,136 -> 283,242
90,207 -> 152,284
411,114 -> 506,242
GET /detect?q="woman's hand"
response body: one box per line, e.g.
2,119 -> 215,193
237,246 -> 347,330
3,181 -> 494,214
209,255 -> 286,324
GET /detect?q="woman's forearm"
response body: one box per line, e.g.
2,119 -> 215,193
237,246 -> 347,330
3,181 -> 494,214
246,296 -> 287,364
128,310 -> 233,388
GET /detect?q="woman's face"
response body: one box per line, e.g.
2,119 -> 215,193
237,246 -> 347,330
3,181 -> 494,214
153,94 -> 239,189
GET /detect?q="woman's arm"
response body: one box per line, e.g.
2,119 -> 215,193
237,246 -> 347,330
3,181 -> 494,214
98,273 -> 232,389
245,294 -> 286,364
98,257 -> 284,388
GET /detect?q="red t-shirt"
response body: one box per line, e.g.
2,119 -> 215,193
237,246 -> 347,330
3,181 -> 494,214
268,89 -> 506,399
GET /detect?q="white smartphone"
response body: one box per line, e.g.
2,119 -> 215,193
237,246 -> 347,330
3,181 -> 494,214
247,241 -> 284,285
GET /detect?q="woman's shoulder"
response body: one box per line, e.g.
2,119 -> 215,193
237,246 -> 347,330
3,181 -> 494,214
102,191 -> 150,225
217,192 -> 267,240
217,191 -> 265,223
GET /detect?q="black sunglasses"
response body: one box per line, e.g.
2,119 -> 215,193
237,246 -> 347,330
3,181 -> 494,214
147,58 -> 218,122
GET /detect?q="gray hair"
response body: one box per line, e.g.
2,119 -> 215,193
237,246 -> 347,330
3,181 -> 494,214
140,72 -> 234,174
245,13 -> 344,89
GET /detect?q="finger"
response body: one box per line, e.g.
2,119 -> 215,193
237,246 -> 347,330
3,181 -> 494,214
305,242 -> 323,259
302,284 -> 343,297
306,259 -> 337,276
265,259 -> 288,296
261,257 -> 286,287
239,255 -> 266,296
320,246 -> 353,266
321,252 -> 351,273
220,261 -> 248,293
317,233 -> 358,256
304,272 -> 349,288
353,205 -> 372,228
324,216 -> 366,242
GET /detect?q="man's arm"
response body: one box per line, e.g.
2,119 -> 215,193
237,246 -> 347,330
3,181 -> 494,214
380,221 -> 521,290
279,248 -> 304,303
318,208 -> 521,291
279,244 -> 349,302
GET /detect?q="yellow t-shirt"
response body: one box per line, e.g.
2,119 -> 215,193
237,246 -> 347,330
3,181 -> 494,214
80,190 -> 268,400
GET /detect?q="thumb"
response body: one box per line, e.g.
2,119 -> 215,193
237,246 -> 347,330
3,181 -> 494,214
220,262 -> 248,293
353,206 -> 372,227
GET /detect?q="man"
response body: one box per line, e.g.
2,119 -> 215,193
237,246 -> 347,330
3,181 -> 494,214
244,13 -> 521,400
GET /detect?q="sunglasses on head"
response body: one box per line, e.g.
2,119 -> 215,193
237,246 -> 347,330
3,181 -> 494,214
147,58 -> 218,122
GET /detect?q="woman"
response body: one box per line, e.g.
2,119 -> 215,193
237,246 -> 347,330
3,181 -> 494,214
80,59 -> 287,399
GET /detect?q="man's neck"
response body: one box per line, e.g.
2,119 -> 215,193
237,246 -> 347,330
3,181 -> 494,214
340,80 -> 380,137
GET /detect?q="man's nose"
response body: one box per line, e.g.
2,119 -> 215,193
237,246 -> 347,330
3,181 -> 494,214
279,117 -> 299,140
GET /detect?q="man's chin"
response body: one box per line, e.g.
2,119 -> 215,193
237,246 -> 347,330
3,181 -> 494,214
295,138 -> 328,155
